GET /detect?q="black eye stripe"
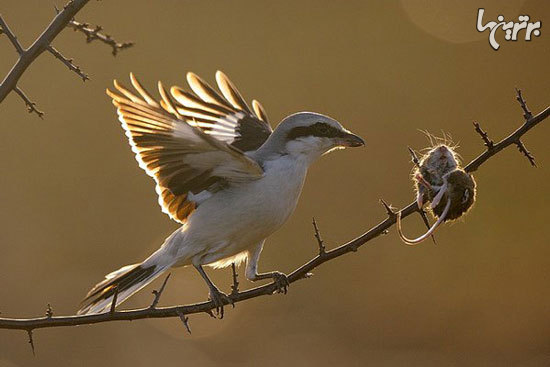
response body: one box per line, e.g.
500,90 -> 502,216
287,122 -> 345,140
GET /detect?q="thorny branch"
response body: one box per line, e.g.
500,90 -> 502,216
0,0 -> 132,117
67,19 -> 134,56
0,89 -> 548,353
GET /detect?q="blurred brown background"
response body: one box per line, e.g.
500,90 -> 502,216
1,0 -> 549,366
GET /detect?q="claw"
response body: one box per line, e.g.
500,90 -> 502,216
271,272 -> 290,294
208,288 -> 232,319
397,197 -> 451,245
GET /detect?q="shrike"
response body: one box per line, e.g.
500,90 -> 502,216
78,71 -> 364,315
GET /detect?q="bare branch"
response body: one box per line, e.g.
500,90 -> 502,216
13,87 -> 44,118
47,45 -> 89,81
0,0 -> 91,115
0,15 -> 24,55
67,19 -> 134,56
0,90 -> 548,333
150,274 -> 171,309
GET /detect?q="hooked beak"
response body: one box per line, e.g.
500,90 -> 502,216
340,132 -> 365,147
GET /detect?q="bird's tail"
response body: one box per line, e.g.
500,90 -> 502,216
77,256 -> 172,315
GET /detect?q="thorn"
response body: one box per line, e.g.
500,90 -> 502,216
205,309 -> 217,319
150,273 -> 171,308
230,263 -> 239,296
418,209 -> 437,245
379,199 -> 397,218
312,217 -> 326,255
109,286 -> 119,314
515,88 -> 533,121
473,121 -> 494,150
408,147 -> 421,167
45,304 -> 53,318
515,139 -> 537,167
177,310 -> 191,334
27,329 -> 35,356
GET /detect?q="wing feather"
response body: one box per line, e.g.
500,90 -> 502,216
107,74 -> 264,223
215,71 -> 252,113
170,71 -> 273,152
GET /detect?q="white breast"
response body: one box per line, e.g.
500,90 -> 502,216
169,154 -> 309,265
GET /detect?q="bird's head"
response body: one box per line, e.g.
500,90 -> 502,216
267,112 -> 364,161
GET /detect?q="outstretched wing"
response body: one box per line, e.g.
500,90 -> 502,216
170,71 -> 272,152
107,73 -> 264,223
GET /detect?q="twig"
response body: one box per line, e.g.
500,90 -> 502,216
0,90 -> 548,336
312,217 -> 326,255
27,329 -> 35,356
150,274 -> 171,308
46,304 -> 53,319
230,264 -> 239,296
13,87 -> 44,118
473,122 -> 494,150
516,88 -> 532,120
515,139 -> 537,167
177,309 -> 191,334
0,0 -> 91,114
109,286 -> 119,314
67,19 -> 134,56
46,45 -> 89,81
0,15 -> 24,55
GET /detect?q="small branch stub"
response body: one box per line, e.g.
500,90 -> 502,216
230,263 -> 239,296
68,19 -> 134,56
13,87 -> 44,118
516,139 -> 537,167
312,217 -> 326,255
177,309 -> 191,334
150,273 -> 171,308
473,121 -> 494,150
379,199 -> 396,219
46,304 -> 53,319
109,286 -> 119,314
27,329 -> 35,356
516,88 -> 533,121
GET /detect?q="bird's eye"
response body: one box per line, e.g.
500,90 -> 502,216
317,124 -> 330,135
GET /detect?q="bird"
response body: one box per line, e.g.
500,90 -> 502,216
77,71 -> 365,315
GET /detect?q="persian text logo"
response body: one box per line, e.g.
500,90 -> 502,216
476,8 -> 542,51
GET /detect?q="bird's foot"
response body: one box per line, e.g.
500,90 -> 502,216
271,272 -> 290,294
208,287 -> 232,319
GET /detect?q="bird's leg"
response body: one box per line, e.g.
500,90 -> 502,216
194,264 -> 231,318
245,242 -> 289,294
